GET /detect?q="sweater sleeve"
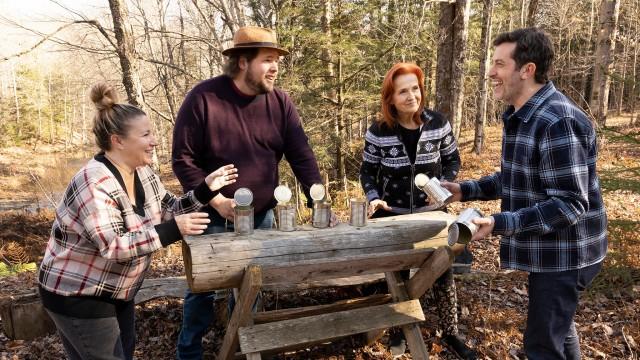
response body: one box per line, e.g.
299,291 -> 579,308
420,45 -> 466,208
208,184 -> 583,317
281,92 -> 322,207
438,119 -> 461,181
172,91 -> 209,192
460,172 -> 502,202
360,126 -> 383,202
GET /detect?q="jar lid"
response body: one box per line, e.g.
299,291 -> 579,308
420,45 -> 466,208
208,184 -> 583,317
233,187 -> 253,206
309,183 -> 326,201
274,185 -> 292,204
414,173 -> 429,188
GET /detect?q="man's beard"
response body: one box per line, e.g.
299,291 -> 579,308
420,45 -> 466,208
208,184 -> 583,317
246,69 -> 273,94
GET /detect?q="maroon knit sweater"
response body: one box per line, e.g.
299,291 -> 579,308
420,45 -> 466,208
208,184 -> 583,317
172,75 -> 322,215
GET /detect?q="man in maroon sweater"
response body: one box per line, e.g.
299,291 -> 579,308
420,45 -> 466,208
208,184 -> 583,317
172,26 -> 329,359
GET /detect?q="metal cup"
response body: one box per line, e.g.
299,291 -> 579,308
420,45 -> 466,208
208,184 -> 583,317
276,204 -> 296,232
234,206 -> 254,235
349,198 -> 367,227
453,208 -> 484,244
312,202 -> 330,228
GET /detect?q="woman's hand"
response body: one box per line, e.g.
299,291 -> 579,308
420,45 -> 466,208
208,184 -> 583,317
439,180 -> 462,203
205,164 -> 238,192
175,212 -> 211,236
368,199 -> 391,217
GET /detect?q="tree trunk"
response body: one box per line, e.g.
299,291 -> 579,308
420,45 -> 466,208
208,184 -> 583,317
617,32 -> 629,116
589,0 -> 621,126
473,0 -> 494,155
11,65 -> 21,138
527,0 -> 539,26
436,0 -> 470,139
108,0 -> 144,107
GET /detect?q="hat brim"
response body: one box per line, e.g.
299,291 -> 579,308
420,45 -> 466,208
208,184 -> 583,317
222,45 -> 289,56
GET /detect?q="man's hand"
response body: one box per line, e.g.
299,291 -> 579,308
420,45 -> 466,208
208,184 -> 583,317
175,212 -> 210,236
440,180 -> 463,203
471,216 -> 495,241
368,199 -> 391,217
205,164 -> 238,191
209,193 -> 235,221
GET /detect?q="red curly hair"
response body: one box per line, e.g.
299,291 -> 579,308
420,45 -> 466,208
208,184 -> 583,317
379,63 -> 425,129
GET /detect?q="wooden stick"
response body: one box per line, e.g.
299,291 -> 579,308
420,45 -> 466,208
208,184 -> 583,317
217,265 -> 262,360
406,246 -> 453,299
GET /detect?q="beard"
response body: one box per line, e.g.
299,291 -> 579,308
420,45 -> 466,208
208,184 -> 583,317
246,69 -> 274,94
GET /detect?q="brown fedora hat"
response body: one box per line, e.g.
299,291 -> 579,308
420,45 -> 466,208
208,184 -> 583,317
222,26 -> 289,56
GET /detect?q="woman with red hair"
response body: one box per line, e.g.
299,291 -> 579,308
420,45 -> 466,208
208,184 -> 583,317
359,63 -> 475,359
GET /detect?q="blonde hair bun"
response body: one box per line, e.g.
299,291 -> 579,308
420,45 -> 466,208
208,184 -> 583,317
90,82 -> 119,111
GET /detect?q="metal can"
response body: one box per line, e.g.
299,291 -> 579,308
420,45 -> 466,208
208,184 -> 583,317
312,202 -> 330,228
349,198 -> 367,227
276,204 -> 296,232
415,175 -> 453,206
233,188 -> 254,235
454,208 -> 484,244
234,206 -> 254,235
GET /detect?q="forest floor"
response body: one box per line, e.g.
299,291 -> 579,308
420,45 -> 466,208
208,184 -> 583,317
0,117 -> 638,360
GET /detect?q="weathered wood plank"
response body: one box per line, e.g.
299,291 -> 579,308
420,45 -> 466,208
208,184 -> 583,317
190,248 -> 434,292
253,294 -> 392,324
0,291 -> 56,340
406,246 -> 453,299
385,271 -> 430,360
184,212 -> 457,292
217,265 -> 262,360
134,277 -> 187,304
238,300 -> 425,354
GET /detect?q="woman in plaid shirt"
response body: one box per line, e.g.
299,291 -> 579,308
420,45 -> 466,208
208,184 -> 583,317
38,83 -> 237,360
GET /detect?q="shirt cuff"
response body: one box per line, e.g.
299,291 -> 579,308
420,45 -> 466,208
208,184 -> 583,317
155,219 -> 182,247
492,212 -> 517,237
459,181 -> 475,202
193,181 -> 219,205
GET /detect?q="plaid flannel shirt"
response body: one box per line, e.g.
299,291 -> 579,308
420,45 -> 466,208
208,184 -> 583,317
39,155 -> 210,300
460,82 -> 607,272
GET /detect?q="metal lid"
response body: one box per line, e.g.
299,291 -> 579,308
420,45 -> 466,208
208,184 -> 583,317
414,173 -> 429,188
309,183 -> 326,201
447,223 -> 460,246
233,188 -> 253,206
274,185 -> 292,204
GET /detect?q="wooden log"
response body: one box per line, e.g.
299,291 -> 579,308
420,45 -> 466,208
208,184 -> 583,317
217,265 -> 262,360
134,277 -> 187,304
237,299 -> 425,354
406,246 -> 454,299
252,294 -> 392,324
0,291 -> 56,340
385,271 -> 430,360
184,212 -> 457,292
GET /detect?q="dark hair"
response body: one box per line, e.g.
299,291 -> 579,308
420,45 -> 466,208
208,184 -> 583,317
493,27 -> 554,84
90,83 -> 146,152
223,48 -> 260,78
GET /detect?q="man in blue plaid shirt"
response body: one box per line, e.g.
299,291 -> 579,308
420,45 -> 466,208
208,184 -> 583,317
443,28 -> 607,359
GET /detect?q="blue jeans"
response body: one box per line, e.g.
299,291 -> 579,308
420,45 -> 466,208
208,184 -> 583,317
46,301 -> 135,360
524,261 -> 603,359
177,209 -> 274,360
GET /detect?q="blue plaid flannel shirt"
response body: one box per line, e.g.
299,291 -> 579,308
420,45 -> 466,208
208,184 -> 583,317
460,82 -> 607,272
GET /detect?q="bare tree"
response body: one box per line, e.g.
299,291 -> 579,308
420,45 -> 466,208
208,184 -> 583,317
435,0 -> 470,139
473,0 -> 494,155
589,0 -> 621,126
108,0 -> 144,107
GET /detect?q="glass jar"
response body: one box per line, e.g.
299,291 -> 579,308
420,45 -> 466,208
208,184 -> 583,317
234,205 -> 254,235
312,202 -> 330,228
276,204 -> 296,232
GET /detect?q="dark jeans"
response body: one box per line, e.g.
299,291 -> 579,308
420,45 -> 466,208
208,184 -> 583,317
46,301 -> 135,360
177,209 -> 274,360
524,261 -> 603,359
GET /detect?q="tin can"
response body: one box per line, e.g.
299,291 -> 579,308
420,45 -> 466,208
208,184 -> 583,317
349,198 -> 367,227
276,204 -> 296,232
453,208 -> 484,244
312,202 -> 330,228
414,174 -> 453,205
234,206 -> 254,235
